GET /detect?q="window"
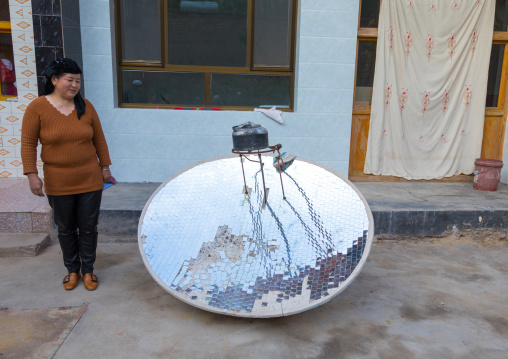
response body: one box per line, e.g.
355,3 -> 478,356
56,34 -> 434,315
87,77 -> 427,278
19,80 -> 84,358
0,0 -> 17,101
354,0 -> 379,110
116,0 -> 296,110
486,0 -> 508,109
354,0 -> 507,110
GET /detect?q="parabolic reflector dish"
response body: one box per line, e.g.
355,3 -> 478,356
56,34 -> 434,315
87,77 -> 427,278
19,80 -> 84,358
138,156 -> 374,317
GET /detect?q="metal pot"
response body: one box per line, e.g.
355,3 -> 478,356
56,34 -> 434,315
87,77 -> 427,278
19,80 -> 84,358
232,122 -> 269,151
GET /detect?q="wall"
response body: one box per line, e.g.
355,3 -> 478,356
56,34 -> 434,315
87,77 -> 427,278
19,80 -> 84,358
0,0 -> 40,179
79,0 -> 359,182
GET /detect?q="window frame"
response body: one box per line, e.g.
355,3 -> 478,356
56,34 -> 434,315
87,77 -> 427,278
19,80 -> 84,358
114,0 -> 297,111
487,32 -> 508,116
353,2 -> 379,116
0,19 -> 16,102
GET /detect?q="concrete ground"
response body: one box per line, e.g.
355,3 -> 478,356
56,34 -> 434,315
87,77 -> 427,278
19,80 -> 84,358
1,235 -> 507,359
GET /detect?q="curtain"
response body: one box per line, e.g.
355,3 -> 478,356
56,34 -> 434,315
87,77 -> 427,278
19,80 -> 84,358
364,0 -> 495,180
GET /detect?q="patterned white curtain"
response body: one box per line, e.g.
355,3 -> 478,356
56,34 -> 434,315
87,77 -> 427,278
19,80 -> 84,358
364,0 -> 495,180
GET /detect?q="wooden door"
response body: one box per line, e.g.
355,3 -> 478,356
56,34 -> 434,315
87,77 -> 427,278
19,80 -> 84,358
349,0 -> 508,182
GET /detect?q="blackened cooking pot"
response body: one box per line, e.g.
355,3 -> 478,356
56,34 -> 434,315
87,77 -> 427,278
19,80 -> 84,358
232,122 -> 269,151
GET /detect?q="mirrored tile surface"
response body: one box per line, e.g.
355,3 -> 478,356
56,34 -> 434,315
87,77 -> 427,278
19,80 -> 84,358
139,157 -> 373,317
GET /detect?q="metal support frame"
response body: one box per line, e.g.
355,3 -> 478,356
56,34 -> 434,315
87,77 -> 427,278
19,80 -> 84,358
232,144 -> 287,205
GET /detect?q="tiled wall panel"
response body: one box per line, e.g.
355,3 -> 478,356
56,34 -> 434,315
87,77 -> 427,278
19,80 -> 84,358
1,0 -> 41,178
62,0 -> 84,95
32,0 -> 63,95
76,0 -> 358,183
1,0 -> 88,178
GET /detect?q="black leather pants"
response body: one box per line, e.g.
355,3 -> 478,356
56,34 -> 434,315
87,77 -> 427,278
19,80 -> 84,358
47,190 -> 102,275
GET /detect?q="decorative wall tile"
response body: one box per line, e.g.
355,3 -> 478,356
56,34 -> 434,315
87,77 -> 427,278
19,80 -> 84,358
22,92 -> 37,101
299,37 -> 357,64
32,0 -> 59,16
0,102 -> 12,113
11,103 -> 29,115
12,17 -> 33,31
79,0 -> 109,28
12,30 -> 26,43
34,46 -> 56,76
298,63 -> 355,89
302,0 -> 359,12
0,170 -> 14,178
14,143 -> 22,158
12,124 -> 22,135
11,1 -> 31,6
25,53 -> 36,65
16,68 -> 36,81
17,56 -> 27,67
6,159 -> 22,169
0,0 -> 37,178
81,27 -> 112,56
18,44 -> 33,54
28,78 -> 38,91
4,114 -> 21,123
40,15 -> 62,47
83,80 -> 114,108
32,13 -> 41,46
11,7 -> 24,18
7,137 -> 21,146
0,147 -> 16,158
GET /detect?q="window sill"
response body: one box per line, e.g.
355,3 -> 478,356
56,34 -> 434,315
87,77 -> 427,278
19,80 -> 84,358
118,103 -> 294,112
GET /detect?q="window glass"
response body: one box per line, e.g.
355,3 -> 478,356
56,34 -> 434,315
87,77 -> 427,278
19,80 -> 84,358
0,0 -> 10,22
122,70 -> 205,105
355,41 -> 376,105
359,0 -> 380,28
121,0 -> 161,61
486,44 -> 505,108
494,0 -> 508,31
211,73 -> 290,107
0,24 -> 17,99
167,0 -> 247,67
253,0 -> 292,68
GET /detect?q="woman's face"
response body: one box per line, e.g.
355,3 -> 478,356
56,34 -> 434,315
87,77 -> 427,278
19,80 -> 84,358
52,73 -> 81,100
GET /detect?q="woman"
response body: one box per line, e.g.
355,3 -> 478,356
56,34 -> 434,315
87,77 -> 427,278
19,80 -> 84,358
21,58 -> 112,291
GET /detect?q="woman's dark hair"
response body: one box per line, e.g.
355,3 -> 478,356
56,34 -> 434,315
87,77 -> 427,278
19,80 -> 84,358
42,58 -> 86,119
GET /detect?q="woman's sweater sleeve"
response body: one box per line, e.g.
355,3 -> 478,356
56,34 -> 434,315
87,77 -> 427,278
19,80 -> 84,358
88,101 -> 112,167
21,101 -> 40,175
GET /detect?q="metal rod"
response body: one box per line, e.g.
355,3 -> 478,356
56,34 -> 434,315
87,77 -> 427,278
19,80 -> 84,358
239,155 -> 248,195
258,152 -> 268,206
277,156 -> 287,200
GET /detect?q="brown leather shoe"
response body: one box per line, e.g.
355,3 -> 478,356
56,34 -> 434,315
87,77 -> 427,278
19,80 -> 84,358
83,273 -> 98,291
63,273 -> 80,290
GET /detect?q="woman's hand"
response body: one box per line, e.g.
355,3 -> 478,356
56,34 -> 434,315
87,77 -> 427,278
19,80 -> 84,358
101,167 -> 111,183
27,173 -> 44,197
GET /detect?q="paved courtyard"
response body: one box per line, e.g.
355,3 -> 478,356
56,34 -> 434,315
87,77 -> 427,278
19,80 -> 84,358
1,233 -> 507,358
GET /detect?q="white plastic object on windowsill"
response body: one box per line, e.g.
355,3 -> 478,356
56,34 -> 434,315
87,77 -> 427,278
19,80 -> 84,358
254,106 -> 283,124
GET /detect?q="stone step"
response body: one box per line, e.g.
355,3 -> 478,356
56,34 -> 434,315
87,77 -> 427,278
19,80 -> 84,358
0,178 -> 53,234
98,234 -> 137,244
0,232 -> 51,257
97,182 -> 508,238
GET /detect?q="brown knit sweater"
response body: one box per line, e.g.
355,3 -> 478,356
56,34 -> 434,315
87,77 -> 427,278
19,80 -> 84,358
21,96 -> 112,196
